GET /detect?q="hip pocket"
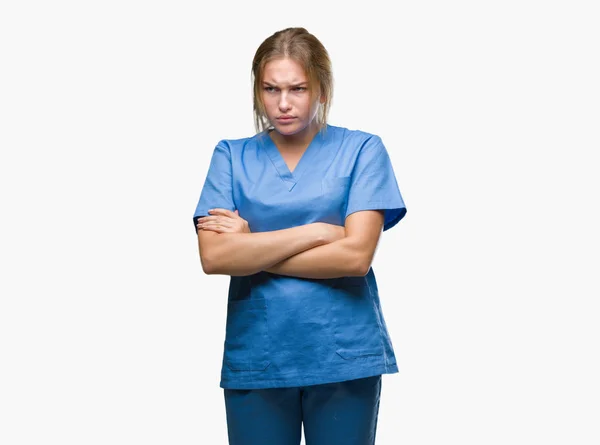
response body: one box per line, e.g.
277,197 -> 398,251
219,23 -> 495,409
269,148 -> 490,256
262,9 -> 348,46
329,277 -> 384,360
224,298 -> 270,371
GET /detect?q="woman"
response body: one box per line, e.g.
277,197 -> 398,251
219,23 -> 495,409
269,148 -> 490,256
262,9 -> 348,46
193,27 -> 406,445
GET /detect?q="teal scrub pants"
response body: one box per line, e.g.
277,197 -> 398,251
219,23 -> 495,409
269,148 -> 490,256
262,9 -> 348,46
223,375 -> 382,445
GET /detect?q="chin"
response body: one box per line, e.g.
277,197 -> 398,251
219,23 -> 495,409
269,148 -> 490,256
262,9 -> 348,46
275,127 -> 297,136
273,122 -> 306,136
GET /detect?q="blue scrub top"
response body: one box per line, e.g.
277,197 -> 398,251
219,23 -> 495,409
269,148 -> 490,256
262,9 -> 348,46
193,124 -> 407,389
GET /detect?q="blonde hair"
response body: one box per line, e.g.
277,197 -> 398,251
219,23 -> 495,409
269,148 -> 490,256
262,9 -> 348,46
251,27 -> 333,134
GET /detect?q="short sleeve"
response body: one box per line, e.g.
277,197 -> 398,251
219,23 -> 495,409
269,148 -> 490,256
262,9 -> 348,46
192,142 -> 235,233
345,137 -> 407,231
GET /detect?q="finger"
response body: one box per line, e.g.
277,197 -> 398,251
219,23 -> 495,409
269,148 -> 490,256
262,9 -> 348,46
209,208 -> 238,218
202,222 -> 235,232
202,225 -> 235,234
198,216 -> 218,223
203,215 -> 236,225
205,219 -> 234,228
199,216 -> 235,225
199,224 -> 222,232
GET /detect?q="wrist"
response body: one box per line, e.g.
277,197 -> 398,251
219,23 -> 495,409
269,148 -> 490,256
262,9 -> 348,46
310,222 -> 329,246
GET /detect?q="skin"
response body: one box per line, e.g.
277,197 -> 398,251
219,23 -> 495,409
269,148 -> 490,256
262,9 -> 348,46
261,57 -> 325,153
197,209 -> 383,278
196,57 -> 385,278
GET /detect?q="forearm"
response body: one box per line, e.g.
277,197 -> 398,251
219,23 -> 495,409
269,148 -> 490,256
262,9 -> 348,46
266,237 -> 368,279
200,223 -> 327,276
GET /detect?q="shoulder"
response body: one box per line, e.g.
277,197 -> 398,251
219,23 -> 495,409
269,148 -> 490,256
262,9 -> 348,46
214,132 -> 265,154
327,124 -> 384,152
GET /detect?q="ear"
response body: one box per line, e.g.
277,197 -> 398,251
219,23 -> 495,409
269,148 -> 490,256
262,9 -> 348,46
319,93 -> 326,104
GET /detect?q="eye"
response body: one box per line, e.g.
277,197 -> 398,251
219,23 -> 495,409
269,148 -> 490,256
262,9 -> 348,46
263,86 -> 278,93
293,87 -> 307,92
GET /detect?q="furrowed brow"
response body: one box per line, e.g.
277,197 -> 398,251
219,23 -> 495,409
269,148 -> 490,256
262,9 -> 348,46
262,81 -> 308,87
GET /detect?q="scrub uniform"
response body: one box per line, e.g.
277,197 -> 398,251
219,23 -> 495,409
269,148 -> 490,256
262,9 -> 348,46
193,124 -> 406,444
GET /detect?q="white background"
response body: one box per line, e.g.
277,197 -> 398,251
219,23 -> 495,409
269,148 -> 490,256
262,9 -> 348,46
1,1 -> 599,444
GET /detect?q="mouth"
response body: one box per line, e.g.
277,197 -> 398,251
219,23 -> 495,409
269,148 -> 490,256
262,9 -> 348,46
277,116 -> 295,121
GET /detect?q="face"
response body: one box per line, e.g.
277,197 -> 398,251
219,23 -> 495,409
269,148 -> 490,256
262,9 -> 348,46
261,57 -> 323,139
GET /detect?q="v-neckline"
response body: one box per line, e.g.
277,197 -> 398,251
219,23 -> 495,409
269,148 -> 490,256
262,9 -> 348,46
260,126 -> 327,191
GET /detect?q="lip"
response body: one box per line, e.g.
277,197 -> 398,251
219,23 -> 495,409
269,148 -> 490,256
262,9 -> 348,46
277,116 -> 295,121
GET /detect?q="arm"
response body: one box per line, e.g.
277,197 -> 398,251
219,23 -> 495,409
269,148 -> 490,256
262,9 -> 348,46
197,220 -> 341,276
265,210 -> 385,279
267,135 -> 407,279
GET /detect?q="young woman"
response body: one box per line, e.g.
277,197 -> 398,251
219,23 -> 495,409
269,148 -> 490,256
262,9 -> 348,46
193,27 -> 407,445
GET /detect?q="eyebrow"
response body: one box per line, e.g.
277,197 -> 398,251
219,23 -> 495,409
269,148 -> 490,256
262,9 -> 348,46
262,81 -> 309,87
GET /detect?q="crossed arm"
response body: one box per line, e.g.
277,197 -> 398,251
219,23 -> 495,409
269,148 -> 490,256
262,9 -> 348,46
196,209 -> 384,279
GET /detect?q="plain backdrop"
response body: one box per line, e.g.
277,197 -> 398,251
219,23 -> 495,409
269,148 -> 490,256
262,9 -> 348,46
1,1 -> 599,444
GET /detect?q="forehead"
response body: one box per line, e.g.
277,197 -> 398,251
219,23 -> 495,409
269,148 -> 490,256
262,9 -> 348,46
262,57 -> 308,85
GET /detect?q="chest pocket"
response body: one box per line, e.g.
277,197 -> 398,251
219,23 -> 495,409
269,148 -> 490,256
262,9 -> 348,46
320,176 -> 351,225
322,176 -> 351,191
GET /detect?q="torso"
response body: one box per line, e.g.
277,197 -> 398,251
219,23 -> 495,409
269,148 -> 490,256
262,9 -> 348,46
214,124 -> 402,389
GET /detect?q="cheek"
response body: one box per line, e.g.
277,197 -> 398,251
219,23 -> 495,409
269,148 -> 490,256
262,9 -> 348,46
261,98 -> 276,115
294,97 -> 311,113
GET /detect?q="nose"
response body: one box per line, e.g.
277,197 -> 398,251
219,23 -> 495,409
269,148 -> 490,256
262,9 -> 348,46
278,92 -> 291,112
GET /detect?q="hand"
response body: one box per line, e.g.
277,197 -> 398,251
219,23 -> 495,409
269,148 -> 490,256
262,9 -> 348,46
196,209 -> 251,234
314,222 -> 346,244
